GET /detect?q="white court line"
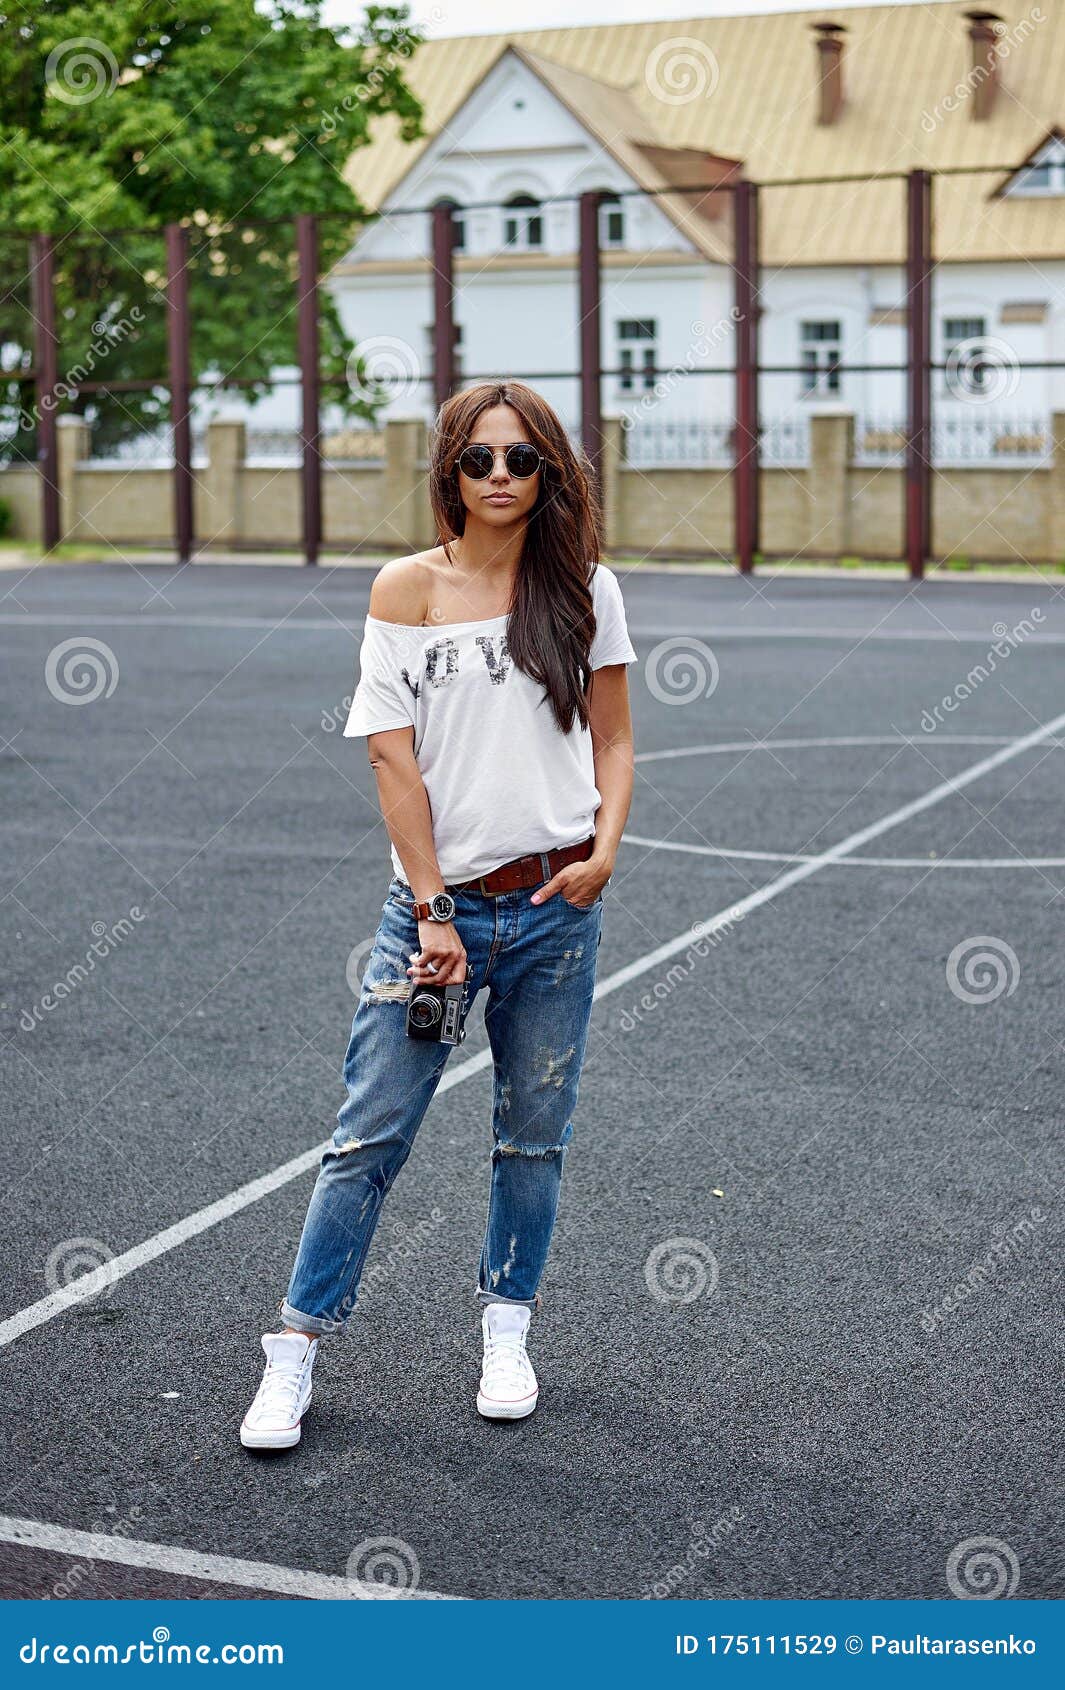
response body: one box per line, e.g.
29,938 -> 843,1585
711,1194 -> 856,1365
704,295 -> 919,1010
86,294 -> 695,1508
0,1514 -> 454,1601
634,734 -> 1065,763
625,832 -> 1065,870
3,612 -> 1065,645
3,705 -> 1064,1353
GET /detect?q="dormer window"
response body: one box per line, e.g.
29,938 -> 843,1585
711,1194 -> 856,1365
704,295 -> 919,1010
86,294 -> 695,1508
598,192 -> 625,248
1003,134 -> 1065,197
503,194 -> 543,250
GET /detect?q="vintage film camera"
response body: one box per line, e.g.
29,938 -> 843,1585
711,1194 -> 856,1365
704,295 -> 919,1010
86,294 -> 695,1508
405,963 -> 473,1045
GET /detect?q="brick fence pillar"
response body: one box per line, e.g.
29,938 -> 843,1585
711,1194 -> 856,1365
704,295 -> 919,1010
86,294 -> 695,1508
56,414 -> 91,545
203,420 -> 246,548
807,408 -> 853,558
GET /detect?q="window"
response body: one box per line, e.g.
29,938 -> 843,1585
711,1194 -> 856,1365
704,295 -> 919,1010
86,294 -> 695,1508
800,320 -> 842,395
599,193 -> 624,248
1005,136 -> 1065,197
943,316 -> 988,394
430,197 -> 465,252
503,194 -> 543,250
617,319 -> 657,393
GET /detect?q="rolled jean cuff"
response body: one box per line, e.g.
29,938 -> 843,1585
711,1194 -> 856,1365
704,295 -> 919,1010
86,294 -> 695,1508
475,1287 -> 542,1313
279,1299 -> 346,1337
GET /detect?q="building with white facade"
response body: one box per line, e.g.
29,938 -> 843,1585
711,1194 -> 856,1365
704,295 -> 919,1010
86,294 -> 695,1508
207,2 -> 1065,475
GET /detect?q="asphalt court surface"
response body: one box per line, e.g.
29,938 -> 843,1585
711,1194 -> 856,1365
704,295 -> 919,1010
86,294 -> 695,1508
0,561 -> 1062,1600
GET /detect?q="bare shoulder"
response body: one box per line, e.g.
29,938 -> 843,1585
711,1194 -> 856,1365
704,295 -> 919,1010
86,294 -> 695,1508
367,552 -> 440,626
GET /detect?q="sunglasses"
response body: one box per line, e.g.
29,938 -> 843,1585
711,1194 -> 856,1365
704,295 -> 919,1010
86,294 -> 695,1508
456,442 -> 544,481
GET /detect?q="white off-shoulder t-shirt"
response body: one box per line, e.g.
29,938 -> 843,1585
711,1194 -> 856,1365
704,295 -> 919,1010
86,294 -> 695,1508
343,563 -> 638,885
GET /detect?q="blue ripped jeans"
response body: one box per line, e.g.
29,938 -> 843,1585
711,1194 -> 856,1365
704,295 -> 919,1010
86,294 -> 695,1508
281,865 -> 603,1334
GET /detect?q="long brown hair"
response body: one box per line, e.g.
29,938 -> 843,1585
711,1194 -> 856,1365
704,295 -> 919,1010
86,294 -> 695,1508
427,380 -> 602,734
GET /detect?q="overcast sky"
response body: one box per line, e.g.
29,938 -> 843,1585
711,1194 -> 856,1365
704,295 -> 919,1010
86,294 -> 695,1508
322,0 -> 936,38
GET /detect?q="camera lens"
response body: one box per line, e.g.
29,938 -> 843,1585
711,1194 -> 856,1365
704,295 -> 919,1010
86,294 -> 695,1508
408,993 -> 442,1029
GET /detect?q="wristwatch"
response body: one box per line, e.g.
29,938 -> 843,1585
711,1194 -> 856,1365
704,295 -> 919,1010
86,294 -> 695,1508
410,890 -> 457,923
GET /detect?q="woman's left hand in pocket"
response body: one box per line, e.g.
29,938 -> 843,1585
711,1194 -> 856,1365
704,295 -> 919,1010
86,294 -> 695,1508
530,858 -> 612,909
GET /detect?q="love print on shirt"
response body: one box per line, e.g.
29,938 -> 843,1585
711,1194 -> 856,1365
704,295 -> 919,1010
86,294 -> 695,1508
402,633 -> 512,702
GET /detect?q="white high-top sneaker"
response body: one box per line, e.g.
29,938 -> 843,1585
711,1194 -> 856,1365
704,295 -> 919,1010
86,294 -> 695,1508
477,1302 -> 539,1420
240,1332 -> 318,1450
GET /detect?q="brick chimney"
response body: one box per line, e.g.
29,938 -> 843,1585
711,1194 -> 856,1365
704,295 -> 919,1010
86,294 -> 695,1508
812,22 -> 846,125
964,10 -> 1003,120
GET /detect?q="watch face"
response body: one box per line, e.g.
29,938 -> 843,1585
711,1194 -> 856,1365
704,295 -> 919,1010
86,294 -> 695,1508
431,892 -> 456,922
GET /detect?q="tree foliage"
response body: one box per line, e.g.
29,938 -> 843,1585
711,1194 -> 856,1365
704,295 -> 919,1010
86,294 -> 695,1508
0,0 -> 426,456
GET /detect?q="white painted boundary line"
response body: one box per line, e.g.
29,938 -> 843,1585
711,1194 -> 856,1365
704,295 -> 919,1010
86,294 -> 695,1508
3,612 -> 1065,646
624,832 -> 1065,870
0,1514 -> 455,1601
2,706 -> 1064,1356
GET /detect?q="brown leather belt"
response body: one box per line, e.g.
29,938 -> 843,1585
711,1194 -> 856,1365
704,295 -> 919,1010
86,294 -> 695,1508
447,835 -> 595,897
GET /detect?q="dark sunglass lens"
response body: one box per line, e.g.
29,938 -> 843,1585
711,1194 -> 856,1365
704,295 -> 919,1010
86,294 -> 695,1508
506,445 -> 541,478
458,445 -> 494,479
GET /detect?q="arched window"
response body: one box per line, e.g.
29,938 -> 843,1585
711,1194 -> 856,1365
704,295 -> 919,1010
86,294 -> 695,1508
598,192 -> 624,248
503,193 -> 543,251
430,196 -> 465,251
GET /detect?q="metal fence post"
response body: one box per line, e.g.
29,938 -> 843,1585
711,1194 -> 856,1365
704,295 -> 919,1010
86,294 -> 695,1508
296,213 -> 322,566
578,190 -> 603,494
431,202 -> 455,414
906,169 -> 932,579
31,234 -> 60,552
733,179 -> 760,574
165,223 -> 194,565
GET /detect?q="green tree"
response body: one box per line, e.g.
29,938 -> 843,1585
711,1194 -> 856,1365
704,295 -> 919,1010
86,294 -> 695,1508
0,0 -> 426,459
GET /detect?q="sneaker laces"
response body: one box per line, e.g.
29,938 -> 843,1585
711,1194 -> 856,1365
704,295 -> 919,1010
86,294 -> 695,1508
482,1328 -> 533,1393
252,1353 -> 309,1422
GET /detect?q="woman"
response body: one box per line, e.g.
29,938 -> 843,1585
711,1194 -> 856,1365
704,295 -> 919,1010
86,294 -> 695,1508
240,380 -> 636,1449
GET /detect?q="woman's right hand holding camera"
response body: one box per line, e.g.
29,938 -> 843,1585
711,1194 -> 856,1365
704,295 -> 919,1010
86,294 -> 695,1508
407,922 -> 467,986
